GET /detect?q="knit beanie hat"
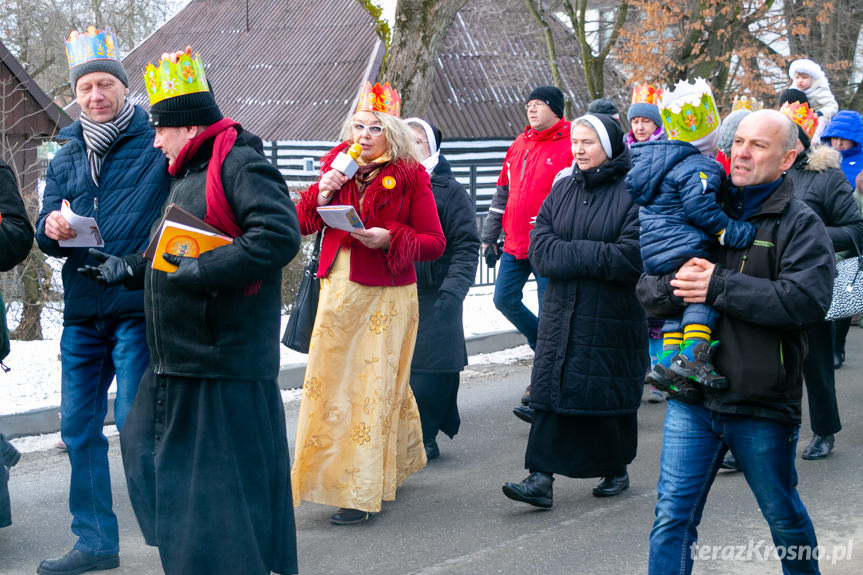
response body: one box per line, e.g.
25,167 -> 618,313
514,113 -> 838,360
627,103 -> 662,127
788,59 -> 825,82
588,98 -> 620,121
717,109 -> 751,156
149,91 -> 223,128
577,113 -> 625,160
778,88 -> 809,108
527,85 -> 565,119
66,27 -> 129,91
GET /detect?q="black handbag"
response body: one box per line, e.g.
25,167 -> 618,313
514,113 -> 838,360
282,230 -> 322,353
825,231 -> 863,321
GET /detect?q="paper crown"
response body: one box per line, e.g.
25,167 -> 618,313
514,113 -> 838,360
779,101 -> 818,139
632,83 -> 662,105
356,82 -> 401,117
143,48 -> 210,106
731,96 -> 764,112
65,26 -> 120,69
660,78 -> 720,142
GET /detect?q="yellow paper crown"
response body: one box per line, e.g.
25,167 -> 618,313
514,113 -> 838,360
779,101 -> 818,138
731,96 -> 764,112
632,83 -> 662,106
356,82 -> 402,117
143,48 -> 210,106
66,26 -> 120,69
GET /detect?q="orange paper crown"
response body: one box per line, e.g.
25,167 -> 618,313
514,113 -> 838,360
632,83 -> 662,106
356,82 -> 401,117
779,101 -> 818,138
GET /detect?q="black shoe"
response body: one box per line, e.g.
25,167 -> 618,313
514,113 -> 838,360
330,508 -> 373,525
0,439 -> 20,468
37,549 -> 119,575
801,434 -> 834,460
720,451 -> 740,471
512,405 -> 534,424
521,385 -> 531,406
592,471 -> 629,497
424,439 -> 439,461
833,351 -> 844,369
502,471 -> 554,508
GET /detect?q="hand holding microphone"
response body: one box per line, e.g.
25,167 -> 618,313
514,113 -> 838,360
319,143 -> 362,204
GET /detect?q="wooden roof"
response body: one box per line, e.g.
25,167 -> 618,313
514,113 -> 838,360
0,41 -> 71,138
68,0 -> 382,141
64,0 -> 624,143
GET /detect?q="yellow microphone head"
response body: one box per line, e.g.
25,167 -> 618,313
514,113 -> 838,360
348,143 -> 362,160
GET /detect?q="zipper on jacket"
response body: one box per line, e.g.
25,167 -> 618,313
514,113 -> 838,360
520,150 -> 529,182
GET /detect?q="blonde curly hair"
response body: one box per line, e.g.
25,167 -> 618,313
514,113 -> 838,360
340,111 -> 422,164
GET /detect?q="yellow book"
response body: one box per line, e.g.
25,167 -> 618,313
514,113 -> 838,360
151,222 -> 232,272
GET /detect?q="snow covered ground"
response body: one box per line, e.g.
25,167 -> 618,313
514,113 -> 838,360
0,284 -> 538,417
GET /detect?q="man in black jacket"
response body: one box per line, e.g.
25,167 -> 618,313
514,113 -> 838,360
638,110 -> 834,575
80,48 -> 300,575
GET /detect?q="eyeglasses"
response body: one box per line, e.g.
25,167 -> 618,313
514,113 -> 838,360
525,101 -> 547,111
352,123 -> 385,136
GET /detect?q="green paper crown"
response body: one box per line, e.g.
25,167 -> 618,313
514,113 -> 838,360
660,79 -> 720,143
144,50 -> 209,106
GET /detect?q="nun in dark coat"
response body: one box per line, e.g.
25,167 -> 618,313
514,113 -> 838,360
502,114 -> 648,507
405,118 -> 480,460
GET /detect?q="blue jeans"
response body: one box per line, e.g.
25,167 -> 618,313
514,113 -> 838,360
492,253 -> 548,349
649,401 -> 819,575
60,318 -> 149,555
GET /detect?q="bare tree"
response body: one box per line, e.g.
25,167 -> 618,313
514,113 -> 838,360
362,0 -> 470,117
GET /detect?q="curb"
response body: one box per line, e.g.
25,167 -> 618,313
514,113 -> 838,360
0,330 -> 525,440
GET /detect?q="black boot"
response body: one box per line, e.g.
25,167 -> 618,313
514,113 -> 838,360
801,434 -> 834,460
512,405 -> 534,424
502,471 -> 554,508
424,439 -> 440,461
592,470 -> 629,497
330,508 -> 374,525
37,549 -> 119,575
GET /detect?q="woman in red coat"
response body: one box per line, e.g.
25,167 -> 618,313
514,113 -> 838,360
291,83 -> 445,525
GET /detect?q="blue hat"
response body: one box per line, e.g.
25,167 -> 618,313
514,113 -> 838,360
627,103 -> 662,127
822,110 -> 863,146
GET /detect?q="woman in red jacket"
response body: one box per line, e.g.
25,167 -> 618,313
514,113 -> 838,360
291,82 -> 445,525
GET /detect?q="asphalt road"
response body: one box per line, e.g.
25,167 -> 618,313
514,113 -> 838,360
2,330 -> 862,575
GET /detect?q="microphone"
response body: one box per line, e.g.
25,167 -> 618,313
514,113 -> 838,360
330,143 -> 362,179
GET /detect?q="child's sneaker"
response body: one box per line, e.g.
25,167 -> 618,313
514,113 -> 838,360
671,340 -> 728,389
666,380 -> 703,404
647,386 -> 665,403
645,349 -> 680,392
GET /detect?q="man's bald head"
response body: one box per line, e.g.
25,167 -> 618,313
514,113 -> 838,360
730,110 -> 798,187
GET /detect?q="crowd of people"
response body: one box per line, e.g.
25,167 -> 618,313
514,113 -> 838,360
0,22 -> 860,575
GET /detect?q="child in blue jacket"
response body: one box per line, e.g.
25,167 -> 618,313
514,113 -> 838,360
627,79 -> 756,403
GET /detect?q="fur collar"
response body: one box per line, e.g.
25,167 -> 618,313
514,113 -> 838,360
801,144 -> 841,172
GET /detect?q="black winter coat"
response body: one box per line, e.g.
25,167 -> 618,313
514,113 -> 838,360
0,160 -> 33,271
412,156 -> 480,373
786,145 -> 863,253
637,177 -> 835,424
129,137 -> 301,380
528,150 -> 648,416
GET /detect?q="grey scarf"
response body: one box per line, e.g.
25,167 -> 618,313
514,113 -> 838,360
80,101 -> 134,186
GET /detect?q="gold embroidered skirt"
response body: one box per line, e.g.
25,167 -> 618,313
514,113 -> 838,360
291,248 -> 426,512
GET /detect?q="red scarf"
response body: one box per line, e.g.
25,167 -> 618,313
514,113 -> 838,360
168,118 -> 243,237
168,118 -> 261,295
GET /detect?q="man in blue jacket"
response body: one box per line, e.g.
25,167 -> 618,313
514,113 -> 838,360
35,27 -> 169,575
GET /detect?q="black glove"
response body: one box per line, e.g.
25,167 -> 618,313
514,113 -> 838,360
77,248 -> 133,287
163,253 -> 204,292
433,291 -> 461,317
483,244 -> 499,268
